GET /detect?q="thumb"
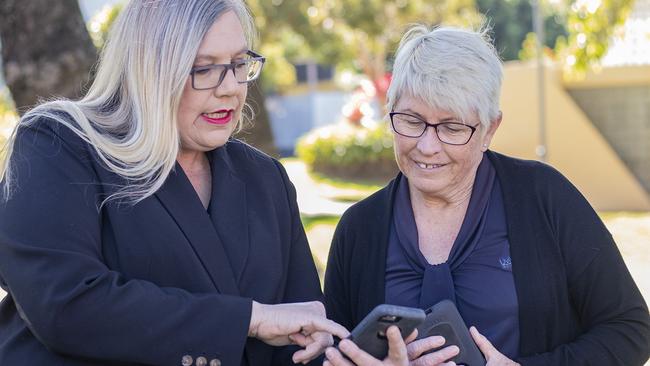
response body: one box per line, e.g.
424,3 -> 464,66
470,326 -> 495,359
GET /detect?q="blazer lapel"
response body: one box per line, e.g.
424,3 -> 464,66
155,163 -> 240,296
208,147 -> 250,284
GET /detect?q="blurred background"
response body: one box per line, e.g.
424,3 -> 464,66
0,0 -> 648,320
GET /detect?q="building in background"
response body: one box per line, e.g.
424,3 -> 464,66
495,0 -> 650,211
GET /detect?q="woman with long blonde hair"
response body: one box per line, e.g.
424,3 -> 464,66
0,1 -> 347,364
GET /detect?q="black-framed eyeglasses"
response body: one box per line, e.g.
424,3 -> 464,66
389,112 -> 479,145
190,50 -> 266,90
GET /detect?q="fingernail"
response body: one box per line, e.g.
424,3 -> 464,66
449,345 -> 460,355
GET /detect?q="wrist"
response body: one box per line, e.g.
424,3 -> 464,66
248,301 -> 262,337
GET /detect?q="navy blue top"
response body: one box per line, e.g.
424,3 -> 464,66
385,155 -> 520,358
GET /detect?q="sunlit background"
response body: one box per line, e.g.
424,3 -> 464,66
0,2 -> 648,353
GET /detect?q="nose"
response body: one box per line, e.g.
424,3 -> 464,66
416,125 -> 443,155
213,68 -> 240,97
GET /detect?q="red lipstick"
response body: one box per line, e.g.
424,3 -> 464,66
201,109 -> 233,125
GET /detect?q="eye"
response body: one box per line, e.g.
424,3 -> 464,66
192,66 -> 213,76
439,123 -> 466,134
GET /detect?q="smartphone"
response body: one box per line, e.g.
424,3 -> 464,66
343,304 -> 426,360
416,300 -> 485,366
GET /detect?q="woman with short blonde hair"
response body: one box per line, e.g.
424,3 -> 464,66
324,25 -> 650,366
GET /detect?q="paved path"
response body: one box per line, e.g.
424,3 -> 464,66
281,160 -> 358,216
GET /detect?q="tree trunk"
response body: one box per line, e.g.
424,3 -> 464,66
238,82 -> 278,157
0,0 -> 97,115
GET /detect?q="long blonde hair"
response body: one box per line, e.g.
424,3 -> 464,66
1,0 -> 256,205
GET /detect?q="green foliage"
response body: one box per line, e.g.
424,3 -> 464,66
258,41 -> 297,92
0,87 -> 16,117
519,32 -> 564,60
295,122 -> 398,180
248,0 -> 481,96
81,0 -> 633,88
247,0 -> 335,93
560,0 -> 634,75
0,87 -> 18,160
519,32 -> 539,60
477,0 -> 568,61
87,2 -> 125,49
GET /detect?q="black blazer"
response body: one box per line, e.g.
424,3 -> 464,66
0,119 -> 322,365
324,151 -> 650,365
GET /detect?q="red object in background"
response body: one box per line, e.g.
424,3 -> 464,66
373,72 -> 392,103
343,73 -> 392,126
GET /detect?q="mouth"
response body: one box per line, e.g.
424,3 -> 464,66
201,109 -> 233,125
414,160 -> 447,170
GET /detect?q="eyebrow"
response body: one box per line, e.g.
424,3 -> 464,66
195,47 -> 249,63
398,109 -> 426,119
397,109 -> 459,122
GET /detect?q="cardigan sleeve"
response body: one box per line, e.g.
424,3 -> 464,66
324,211 -> 356,332
0,120 -> 253,365
517,167 -> 650,366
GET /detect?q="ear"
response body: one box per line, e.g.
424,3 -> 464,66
481,111 -> 502,152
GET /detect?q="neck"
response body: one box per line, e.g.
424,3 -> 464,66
409,169 -> 477,211
177,149 -> 208,172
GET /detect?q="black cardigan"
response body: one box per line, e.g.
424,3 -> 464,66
324,151 -> 650,365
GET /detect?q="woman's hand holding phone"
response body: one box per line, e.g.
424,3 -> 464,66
324,326 -> 418,366
469,326 -> 519,366
405,335 -> 460,365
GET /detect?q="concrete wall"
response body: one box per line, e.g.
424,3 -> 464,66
494,61 -> 650,211
566,67 -> 650,194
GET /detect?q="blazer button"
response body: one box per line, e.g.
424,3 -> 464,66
196,356 -> 207,366
210,359 -> 221,366
181,355 -> 193,366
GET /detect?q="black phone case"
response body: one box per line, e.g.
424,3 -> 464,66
346,304 -> 426,360
416,300 -> 485,366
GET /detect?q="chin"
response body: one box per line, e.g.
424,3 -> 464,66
409,176 -> 447,194
210,138 -> 231,150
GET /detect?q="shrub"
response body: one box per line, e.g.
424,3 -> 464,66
87,3 -> 124,49
0,88 -> 19,161
296,122 -> 398,180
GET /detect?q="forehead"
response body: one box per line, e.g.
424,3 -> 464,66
196,10 -> 247,61
394,96 -> 456,119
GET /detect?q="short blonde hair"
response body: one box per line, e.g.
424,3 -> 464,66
387,25 -> 502,128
